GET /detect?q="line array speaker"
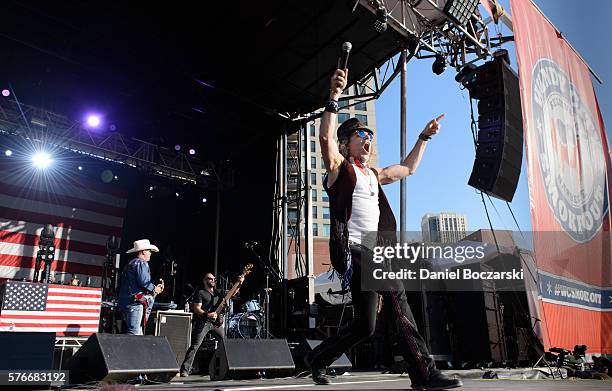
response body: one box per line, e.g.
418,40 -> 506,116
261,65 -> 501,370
466,53 -> 523,202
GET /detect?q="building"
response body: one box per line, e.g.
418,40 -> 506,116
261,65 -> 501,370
421,212 -> 468,244
286,84 -> 378,277
462,229 -> 517,248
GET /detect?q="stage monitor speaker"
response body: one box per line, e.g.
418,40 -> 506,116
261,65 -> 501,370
154,311 -> 192,364
0,332 -> 55,370
292,339 -> 352,374
67,333 -> 179,383
467,54 -> 523,202
209,339 -> 295,380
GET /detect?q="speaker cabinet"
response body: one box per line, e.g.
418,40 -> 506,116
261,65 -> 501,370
292,339 -> 352,374
0,332 -> 55,370
209,339 -> 295,380
467,55 -> 523,202
67,333 -> 179,383
153,311 -> 192,364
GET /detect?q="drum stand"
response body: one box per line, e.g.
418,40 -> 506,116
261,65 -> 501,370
247,245 -> 281,339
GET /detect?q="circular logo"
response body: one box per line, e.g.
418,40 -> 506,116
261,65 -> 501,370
532,59 -> 608,243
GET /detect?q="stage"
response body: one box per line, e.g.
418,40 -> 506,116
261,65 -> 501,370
132,371 -> 611,391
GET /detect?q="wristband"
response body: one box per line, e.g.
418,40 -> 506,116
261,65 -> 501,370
324,99 -> 340,114
419,133 -> 431,141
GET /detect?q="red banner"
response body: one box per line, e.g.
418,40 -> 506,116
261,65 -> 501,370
511,0 -> 611,353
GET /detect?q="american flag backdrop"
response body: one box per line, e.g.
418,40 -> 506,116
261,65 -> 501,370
0,281 -> 102,335
0,163 -> 127,286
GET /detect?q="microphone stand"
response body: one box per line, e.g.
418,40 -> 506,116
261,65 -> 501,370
219,274 -> 231,333
246,244 -> 281,339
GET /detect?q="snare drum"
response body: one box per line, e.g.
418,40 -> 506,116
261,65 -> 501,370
242,299 -> 261,313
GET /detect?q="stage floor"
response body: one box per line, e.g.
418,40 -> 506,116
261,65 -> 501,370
138,372 -> 611,391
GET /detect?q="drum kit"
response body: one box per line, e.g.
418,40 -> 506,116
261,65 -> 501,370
226,298 -> 264,339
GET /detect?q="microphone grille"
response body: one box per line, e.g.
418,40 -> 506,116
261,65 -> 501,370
342,42 -> 352,51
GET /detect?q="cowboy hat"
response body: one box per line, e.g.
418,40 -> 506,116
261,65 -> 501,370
126,239 -> 159,254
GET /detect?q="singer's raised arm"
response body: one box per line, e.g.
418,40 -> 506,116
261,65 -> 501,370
319,69 -> 348,187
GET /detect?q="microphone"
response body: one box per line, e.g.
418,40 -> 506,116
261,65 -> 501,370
338,42 -> 352,70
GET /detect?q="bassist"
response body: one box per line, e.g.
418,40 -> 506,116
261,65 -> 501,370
180,272 -> 244,377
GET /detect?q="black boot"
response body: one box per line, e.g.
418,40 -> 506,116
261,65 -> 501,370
304,351 -> 332,385
414,372 -> 462,391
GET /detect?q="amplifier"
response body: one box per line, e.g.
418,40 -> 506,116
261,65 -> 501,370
153,311 -> 192,364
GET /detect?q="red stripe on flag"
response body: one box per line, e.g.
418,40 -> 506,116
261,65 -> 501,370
0,255 -> 103,276
0,322 -> 99,328
61,176 -> 128,199
0,182 -> 126,217
0,206 -> 122,236
47,299 -> 100,305
46,308 -> 101,313
0,165 -> 129,199
1,314 -> 101,320
47,291 -> 102,299
0,230 -> 107,256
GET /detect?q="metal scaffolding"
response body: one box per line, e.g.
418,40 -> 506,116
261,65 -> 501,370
0,98 -> 231,188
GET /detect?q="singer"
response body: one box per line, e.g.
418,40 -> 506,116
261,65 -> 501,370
304,66 -> 462,391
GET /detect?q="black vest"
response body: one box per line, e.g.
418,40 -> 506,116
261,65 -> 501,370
324,159 -> 397,274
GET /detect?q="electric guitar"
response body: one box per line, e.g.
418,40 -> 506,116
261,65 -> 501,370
210,264 -> 253,327
134,279 -> 164,327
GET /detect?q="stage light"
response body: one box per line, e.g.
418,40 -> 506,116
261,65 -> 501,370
109,124 -> 117,131
373,0 -> 388,33
2,89 -> 10,97
87,115 -> 101,127
35,224 -> 56,282
175,192 -> 180,197
455,63 -> 477,87
77,165 -> 83,171
188,148 -> 196,155
32,152 -> 52,169
5,150 -> 12,157
149,186 -> 154,191
432,55 -> 447,75
113,175 -> 118,180
202,197 -> 207,203
174,145 -> 181,151
444,0 -> 479,26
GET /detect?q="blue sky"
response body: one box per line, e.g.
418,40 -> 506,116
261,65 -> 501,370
374,0 -> 612,234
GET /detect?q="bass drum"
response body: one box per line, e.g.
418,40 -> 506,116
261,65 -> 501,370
227,312 -> 261,339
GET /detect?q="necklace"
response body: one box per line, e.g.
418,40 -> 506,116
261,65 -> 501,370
350,157 -> 376,196
365,169 -> 376,197
360,165 -> 376,197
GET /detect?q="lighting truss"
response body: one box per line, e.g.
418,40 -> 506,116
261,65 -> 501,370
0,98 -> 232,189
361,0 -> 495,70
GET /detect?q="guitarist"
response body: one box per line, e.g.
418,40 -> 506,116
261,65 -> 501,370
179,272 -> 243,377
118,239 -> 164,335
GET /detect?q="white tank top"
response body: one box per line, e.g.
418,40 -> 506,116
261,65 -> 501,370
347,164 -> 380,245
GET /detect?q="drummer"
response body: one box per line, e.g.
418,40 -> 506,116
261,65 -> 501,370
179,272 -> 244,377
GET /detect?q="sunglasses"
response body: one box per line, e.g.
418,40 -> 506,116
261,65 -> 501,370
354,129 -> 373,141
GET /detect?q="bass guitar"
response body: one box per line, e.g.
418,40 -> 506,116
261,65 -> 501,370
210,264 -> 253,328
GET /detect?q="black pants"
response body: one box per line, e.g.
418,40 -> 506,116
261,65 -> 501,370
180,319 -> 224,374
309,246 -> 437,384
